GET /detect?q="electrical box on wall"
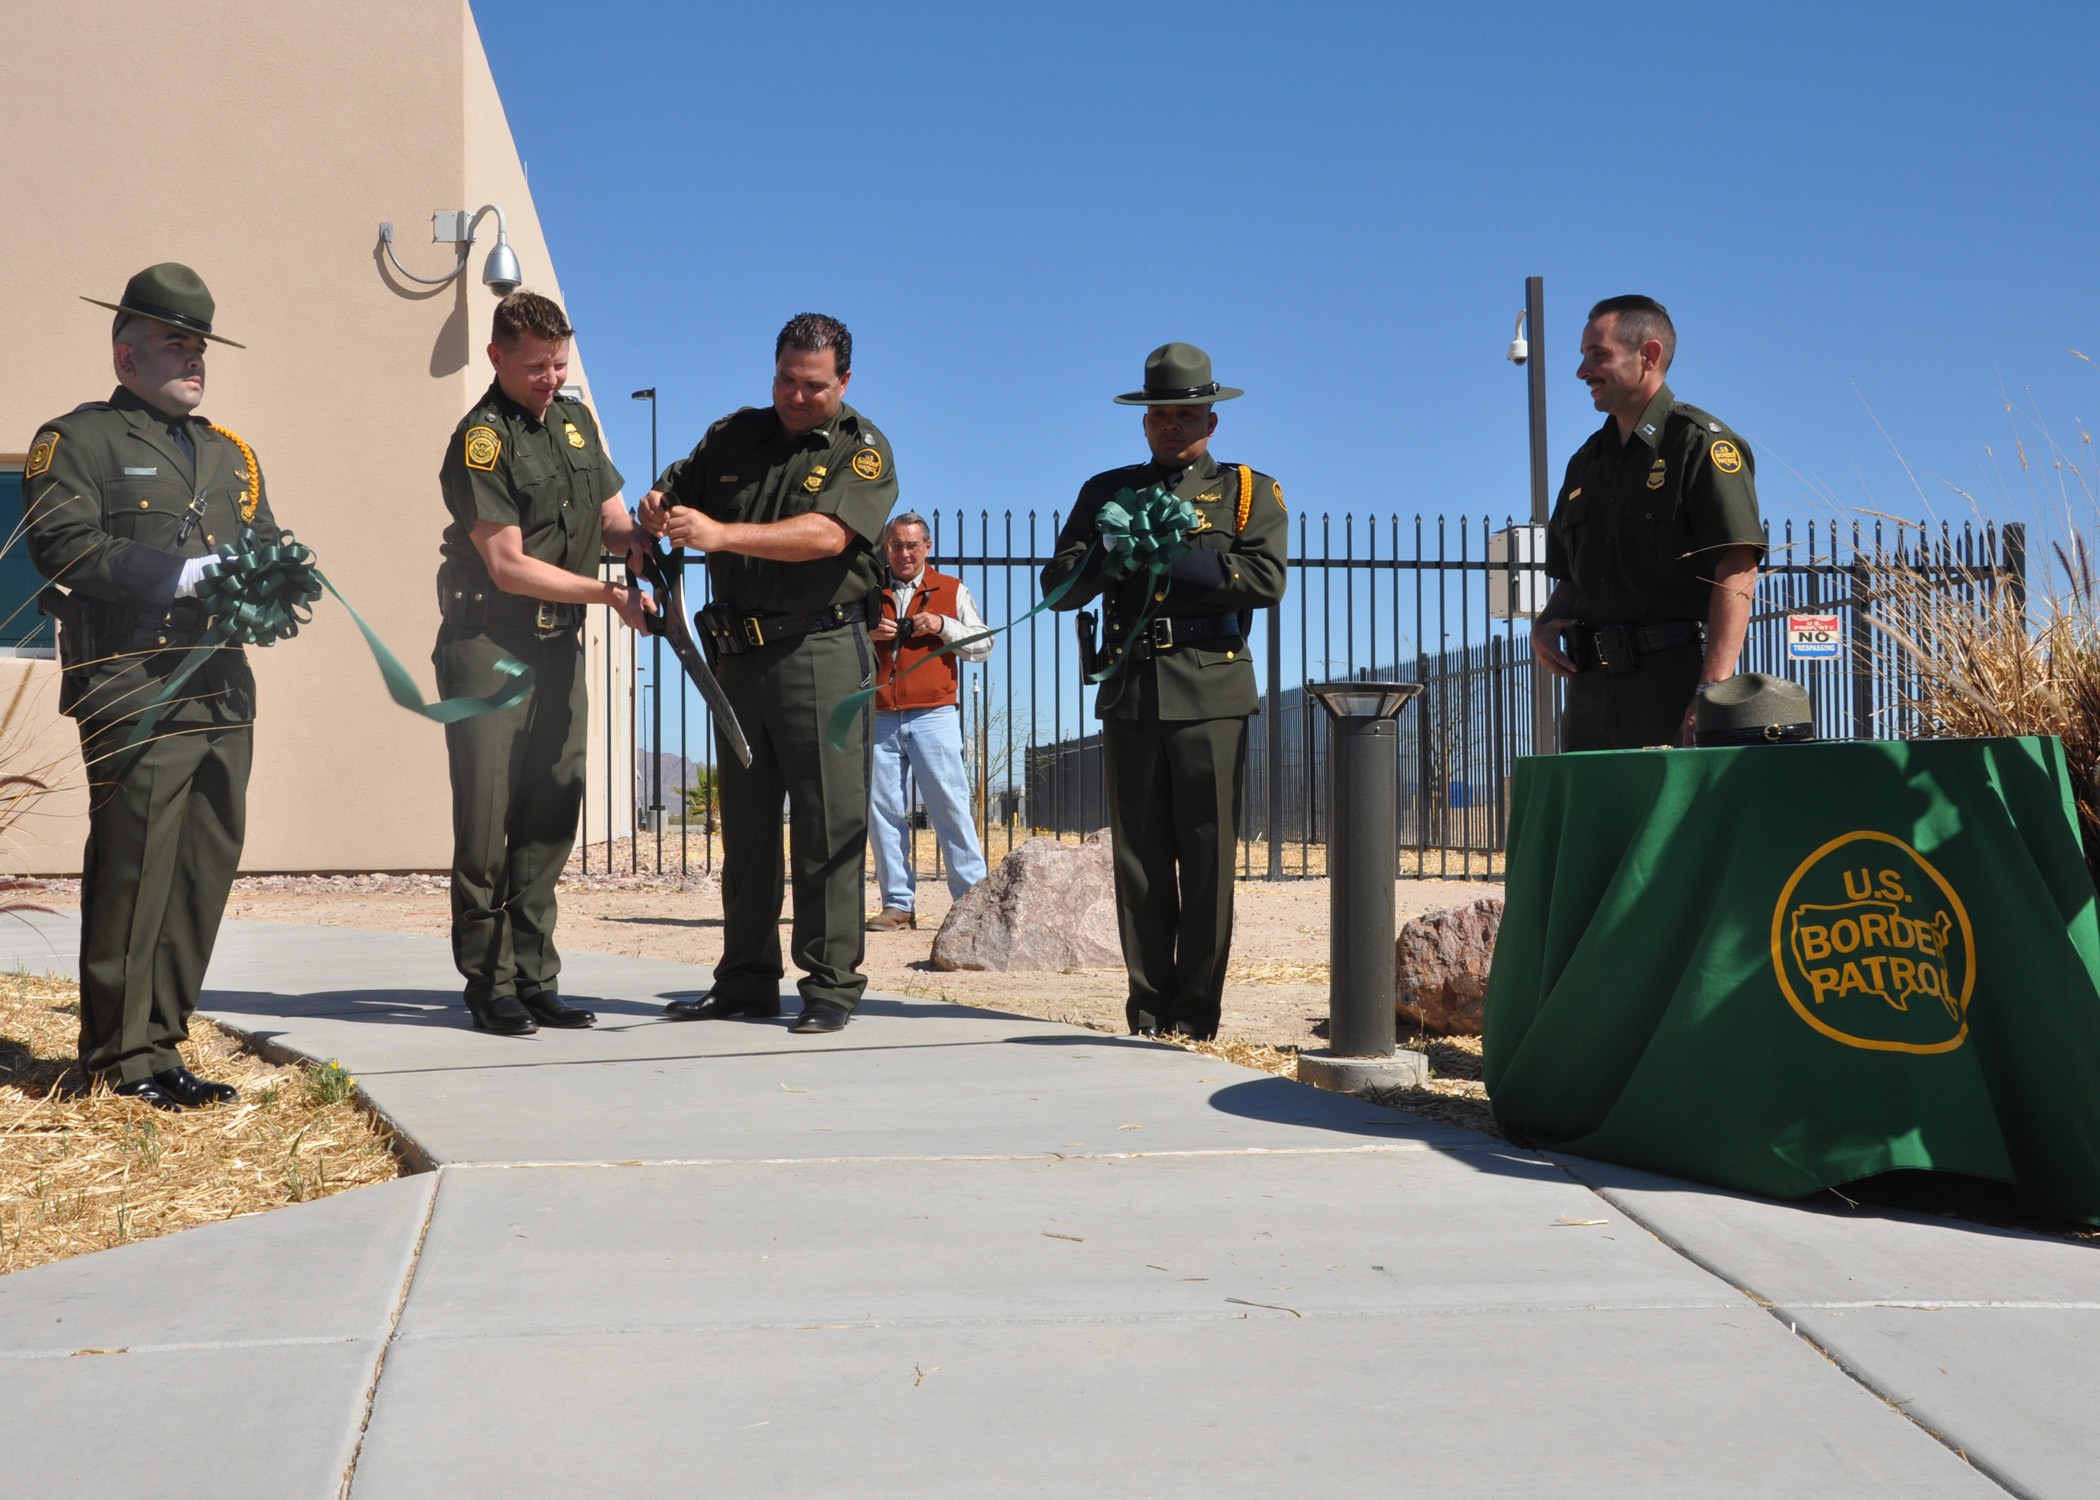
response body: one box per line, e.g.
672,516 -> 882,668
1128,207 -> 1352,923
1488,524 -> 1548,619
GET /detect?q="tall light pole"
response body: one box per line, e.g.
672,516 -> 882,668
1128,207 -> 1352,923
1509,277 -> 1558,756
631,388 -> 661,865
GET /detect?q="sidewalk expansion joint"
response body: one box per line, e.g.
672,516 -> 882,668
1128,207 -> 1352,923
0,1333 -> 372,1362
1586,1185 -> 2029,1500
379,1299 -> 1757,1344
337,1169 -> 441,1500
436,1142 -> 1511,1170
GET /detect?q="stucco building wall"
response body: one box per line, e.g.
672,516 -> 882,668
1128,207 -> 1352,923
0,0 -> 633,872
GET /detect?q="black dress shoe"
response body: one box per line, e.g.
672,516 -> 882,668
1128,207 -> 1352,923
113,1077 -> 185,1112
467,994 -> 539,1036
663,992 -> 781,1021
790,1003 -> 850,1035
153,1066 -> 239,1107
519,990 -> 596,1028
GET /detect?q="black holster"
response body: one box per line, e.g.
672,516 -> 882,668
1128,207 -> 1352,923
1075,609 -> 1101,677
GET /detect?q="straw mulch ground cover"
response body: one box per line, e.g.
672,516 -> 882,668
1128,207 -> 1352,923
0,970 -> 404,1275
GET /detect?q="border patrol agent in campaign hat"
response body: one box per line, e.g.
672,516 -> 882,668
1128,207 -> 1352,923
1044,341 -> 1286,1041
1112,342 -> 1245,406
80,262 -> 248,348
21,264 -> 277,1109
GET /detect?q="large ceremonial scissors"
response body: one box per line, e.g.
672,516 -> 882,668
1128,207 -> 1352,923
630,540 -> 754,769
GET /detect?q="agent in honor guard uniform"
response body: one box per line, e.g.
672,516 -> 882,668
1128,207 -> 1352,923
640,313 -> 896,1035
22,264 -> 278,1109
435,290 -> 653,1035
1534,296 -> 1763,750
1042,343 -> 1287,1042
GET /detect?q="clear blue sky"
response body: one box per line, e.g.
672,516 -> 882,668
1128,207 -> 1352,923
476,0 -> 2100,554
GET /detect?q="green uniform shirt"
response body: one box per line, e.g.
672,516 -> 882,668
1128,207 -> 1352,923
1043,452 -> 1289,720
654,401 -> 896,614
22,388 -> 279,724
438,383 -> 624,588
1545,384 -> 1763,624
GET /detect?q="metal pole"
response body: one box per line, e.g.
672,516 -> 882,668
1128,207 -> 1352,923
631,388 -> 662,871
1266,602 -> 1284,879
1524,275 -> 1558,758
1329,711 -> 1398,1057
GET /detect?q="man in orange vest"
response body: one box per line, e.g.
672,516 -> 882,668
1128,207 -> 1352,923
866,512 -> 991,930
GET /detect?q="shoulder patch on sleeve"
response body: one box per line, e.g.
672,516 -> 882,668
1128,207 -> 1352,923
25,430 -> 58,478
1709,439 -> 1744,474
1271,479 -> 1285,512
851,447 -> 884,481
464,426 -> 502,472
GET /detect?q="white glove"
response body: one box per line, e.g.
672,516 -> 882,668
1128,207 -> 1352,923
173,555 -> 217,600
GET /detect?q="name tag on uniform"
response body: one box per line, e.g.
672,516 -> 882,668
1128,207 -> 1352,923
124,466 -> 158,476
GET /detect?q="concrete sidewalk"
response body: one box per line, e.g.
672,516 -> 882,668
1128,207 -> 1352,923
1,915 -> 2094,1498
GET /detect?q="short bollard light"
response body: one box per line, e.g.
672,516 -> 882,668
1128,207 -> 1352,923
1298,681 -> 1430,1098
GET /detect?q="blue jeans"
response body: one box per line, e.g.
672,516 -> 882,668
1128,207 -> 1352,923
869,705 -> 987,911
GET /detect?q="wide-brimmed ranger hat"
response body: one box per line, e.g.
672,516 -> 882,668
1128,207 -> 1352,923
1113,342 -> 1243,406
1694,672 -> 1814,747
82,262 -> 244,348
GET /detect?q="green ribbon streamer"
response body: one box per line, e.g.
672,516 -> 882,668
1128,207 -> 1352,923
822,537 -> 1105,752
124,528 -> 533,748
821,483 -> 1197,749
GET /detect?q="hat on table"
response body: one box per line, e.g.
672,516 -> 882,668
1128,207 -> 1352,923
82,262 -> 245,348
1694,673 -> 1814,747
1113,342 -> 1243,405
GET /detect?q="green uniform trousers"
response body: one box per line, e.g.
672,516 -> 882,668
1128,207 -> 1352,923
435,623 -> 586,1005
1103,715 -> 1248,1040
75,720 -> 251,1084
1561,642 -> 1701,751
714,625 -> 873,1012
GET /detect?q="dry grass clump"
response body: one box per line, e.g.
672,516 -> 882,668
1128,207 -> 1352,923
0,970 -> 405,1275
1864,527 -> 2100,884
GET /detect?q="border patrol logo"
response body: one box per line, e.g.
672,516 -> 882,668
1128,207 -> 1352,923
851,447 -> 884,481
1272,480 -> 1286,511
1711,439 -> 1744,474
25,431 -> 57,479
564,422 -> 587,450
1647,458 -> 1667,491
1771,830 -> 1975,1055
464,426 -> 501,472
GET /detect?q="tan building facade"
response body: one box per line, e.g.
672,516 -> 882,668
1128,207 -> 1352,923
0,0 -> 636,872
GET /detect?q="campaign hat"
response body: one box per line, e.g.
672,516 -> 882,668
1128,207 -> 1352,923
81,263 -> 245,348
1113,342 -> 1243,405
1694,672 -> 1814,746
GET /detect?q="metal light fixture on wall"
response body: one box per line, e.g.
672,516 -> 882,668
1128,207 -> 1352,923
378,204 -> 523,294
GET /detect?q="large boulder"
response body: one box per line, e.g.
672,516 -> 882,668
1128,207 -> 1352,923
931,835 -> 1123,972
1394,897 -> 1504,1035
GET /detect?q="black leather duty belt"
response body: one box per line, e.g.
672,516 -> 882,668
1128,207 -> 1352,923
1111,611 -> 1246,660
488,594 -> 584,634
1572,619 -> 1704,676
698,599 -> 866,656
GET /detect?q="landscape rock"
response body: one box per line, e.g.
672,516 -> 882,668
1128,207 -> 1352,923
931,835 -> 1123,972
1394,897 -> 1504,1035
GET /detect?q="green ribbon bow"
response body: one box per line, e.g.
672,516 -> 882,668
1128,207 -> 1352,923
1096,485 -> 1198,581
124,528 -> 533,749
1083,484 -> 1199,684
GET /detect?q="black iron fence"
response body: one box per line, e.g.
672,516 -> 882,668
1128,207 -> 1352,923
587,510 -> 2025,882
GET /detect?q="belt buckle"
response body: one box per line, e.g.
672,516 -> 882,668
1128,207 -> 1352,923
535,602 -> 560,632
742,616 -> 766,648
1149,617 -> 1175,651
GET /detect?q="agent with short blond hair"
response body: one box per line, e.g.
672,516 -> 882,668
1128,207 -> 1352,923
434,289 -> 652,1035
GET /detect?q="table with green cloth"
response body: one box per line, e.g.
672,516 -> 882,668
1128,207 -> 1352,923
1483,735 -> 2100,1225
